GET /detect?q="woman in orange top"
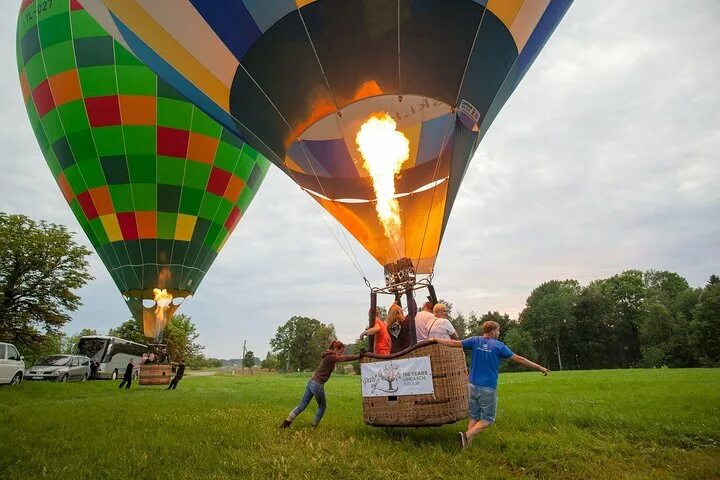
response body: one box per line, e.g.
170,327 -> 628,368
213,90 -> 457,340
360,307 -> 391,355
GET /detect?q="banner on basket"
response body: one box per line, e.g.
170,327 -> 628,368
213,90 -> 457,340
361,356 -> 434,397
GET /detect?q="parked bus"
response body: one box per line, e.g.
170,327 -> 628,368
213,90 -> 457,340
76,336 -> 148,380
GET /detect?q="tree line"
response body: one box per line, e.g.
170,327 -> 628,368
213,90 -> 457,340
449,271 -> 720,370
3,213 -> 718,372
266,271 -> 720,372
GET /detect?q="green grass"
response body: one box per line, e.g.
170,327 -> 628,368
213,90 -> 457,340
1,369 -> 719,479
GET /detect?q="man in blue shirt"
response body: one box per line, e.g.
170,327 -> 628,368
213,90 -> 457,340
432,320 -> 549,448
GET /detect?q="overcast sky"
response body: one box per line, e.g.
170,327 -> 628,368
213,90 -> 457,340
1,1 -> 718,359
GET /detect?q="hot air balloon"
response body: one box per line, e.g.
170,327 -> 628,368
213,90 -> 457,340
75,0 -> 571,286
16,0 -> 270,340
75,0 -> 572,424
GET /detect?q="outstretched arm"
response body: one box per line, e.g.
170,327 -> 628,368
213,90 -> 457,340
333,354 -> 361,362
510,355 -> 550,375
360,326 -> 379,339
431,338 -> 463,348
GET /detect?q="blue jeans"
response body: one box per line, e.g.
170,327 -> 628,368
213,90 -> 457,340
468,384 -> 497,423
290,379 -> 327,422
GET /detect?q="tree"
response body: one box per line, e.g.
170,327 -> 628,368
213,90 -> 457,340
261,352 -> 281,371
242,350 -> 255,374
519,280 -> 580,370
450,312 -> 467,338
270,316 -> 336,371
596,270 -> 647,367
22,330 -> 66,367
108,319 -> 149,345
637,270 -> 698,368
572,282 -> 617,369
690,276 -> 720,367
469,311 -> 514,341
63,328 -> 98,354
0,213 -> 93,351
501,328 -> 537,372
163,314 -> 203,361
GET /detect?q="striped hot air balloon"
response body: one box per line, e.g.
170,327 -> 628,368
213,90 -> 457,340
16,0 -> 270,339
76,0 -> 571,278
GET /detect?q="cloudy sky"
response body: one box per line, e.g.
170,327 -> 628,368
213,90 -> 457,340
1,1 -> 718,359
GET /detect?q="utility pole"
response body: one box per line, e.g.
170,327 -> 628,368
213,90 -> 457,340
241,340 -> 246,375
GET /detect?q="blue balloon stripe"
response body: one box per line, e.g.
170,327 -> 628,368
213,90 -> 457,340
515,0 -> 573,87
189,0 -> 262,61
303,139 -> 358,179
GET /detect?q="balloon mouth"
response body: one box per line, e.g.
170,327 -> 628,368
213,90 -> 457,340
302,177 -> 448,203
122,289 -> 192,305
286,94 -> 453,180
122,289 -> 192,341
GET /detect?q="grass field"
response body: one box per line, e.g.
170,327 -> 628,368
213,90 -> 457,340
1,369 -> 719,480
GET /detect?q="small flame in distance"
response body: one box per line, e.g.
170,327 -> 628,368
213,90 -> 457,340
355,113 -> 410,245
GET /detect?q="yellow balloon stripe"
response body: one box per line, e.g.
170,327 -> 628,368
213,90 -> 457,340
136,0 -> 239,89
510,0 -> 551,53
487,0 -> 551,53
102,0 -> 231,111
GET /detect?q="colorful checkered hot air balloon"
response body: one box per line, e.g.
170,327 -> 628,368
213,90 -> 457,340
76,0 -> 571,281
16,0 -> 270,339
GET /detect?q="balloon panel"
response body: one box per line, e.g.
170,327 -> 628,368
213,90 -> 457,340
16,0 -> 270,300
78,0 -> 572,272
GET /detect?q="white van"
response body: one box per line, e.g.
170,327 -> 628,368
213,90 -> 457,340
0,342 -> 25,385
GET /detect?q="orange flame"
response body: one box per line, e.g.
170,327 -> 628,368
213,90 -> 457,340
356,113 -> 410,245
153,288 -> 173,339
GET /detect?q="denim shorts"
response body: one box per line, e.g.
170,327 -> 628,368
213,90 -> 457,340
468,384 -> 497,423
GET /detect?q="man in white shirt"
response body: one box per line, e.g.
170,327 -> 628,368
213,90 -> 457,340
415,301 -> 436,342
427,303 -> 459,340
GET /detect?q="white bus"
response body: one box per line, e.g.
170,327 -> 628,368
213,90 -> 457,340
76,336 -> 148,380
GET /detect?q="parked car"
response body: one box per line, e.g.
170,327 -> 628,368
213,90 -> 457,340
25,355 -> 91,382
0,342 -> 25,385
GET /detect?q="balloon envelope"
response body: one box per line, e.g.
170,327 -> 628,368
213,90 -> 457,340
78,0 -> 571,273
16,0 -> 270,333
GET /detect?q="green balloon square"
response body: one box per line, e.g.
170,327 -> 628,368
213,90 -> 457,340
70,10 -> 108,39
41,41 -> 76,79
127,155 -> 157,183
78,66 -> 118,97
116,65 -> 156,95
92,126 -> 125,157
39,12 -> 72,50
131,183 -> 157,211
109,184 -> 135,212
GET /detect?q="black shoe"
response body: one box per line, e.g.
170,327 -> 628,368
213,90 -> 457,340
280,420 -> 291,429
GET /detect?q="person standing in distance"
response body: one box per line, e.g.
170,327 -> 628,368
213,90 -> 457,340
432,320 -> 549,448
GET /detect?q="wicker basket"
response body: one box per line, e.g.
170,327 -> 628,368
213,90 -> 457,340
360,341 -> 468,427
139,364 -> 172,385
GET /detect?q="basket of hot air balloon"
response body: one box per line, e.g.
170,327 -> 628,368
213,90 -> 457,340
72,0 -> 573,424
16,0 -> 270,342
360,341 -> 468,427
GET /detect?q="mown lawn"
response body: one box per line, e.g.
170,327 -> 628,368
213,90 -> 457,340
0,369 -> 718,479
